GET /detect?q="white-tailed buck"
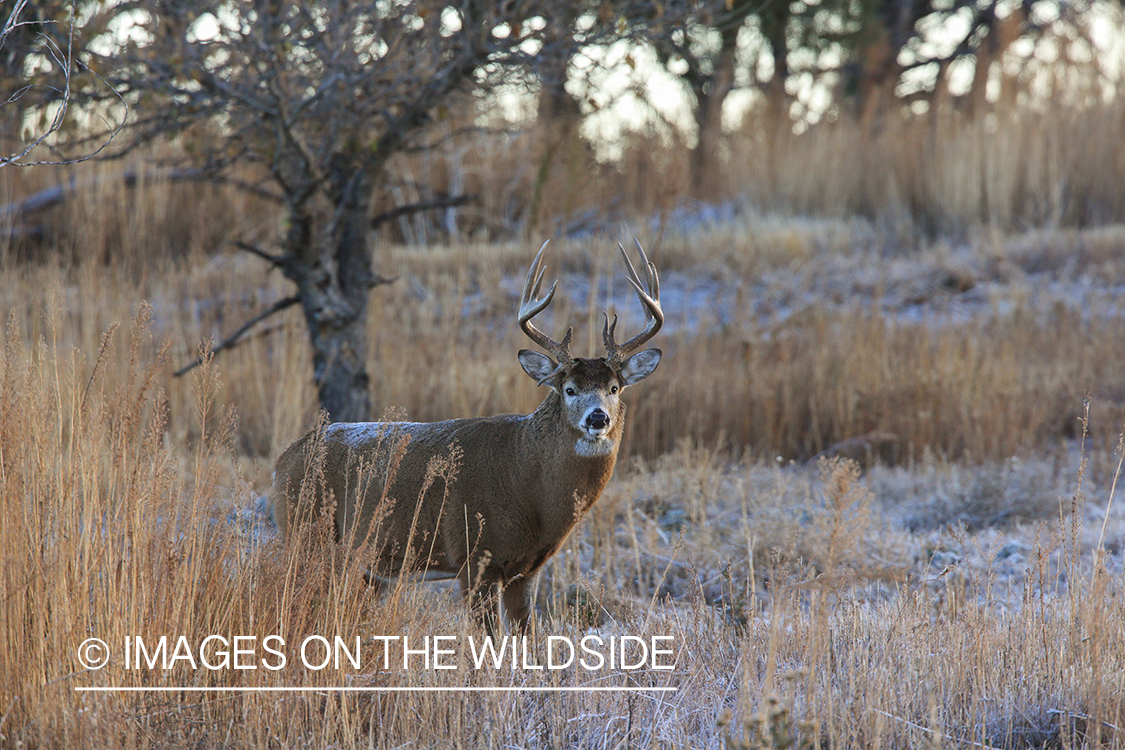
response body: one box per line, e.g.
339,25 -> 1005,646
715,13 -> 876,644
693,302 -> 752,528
271,240 -> 663,632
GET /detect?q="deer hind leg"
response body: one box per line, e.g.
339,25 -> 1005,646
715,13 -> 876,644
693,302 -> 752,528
360,566 -> 387,594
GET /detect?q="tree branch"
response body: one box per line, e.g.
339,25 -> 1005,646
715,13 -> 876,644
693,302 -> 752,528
174,295 -> 300,377
371,193 -> 475,229
234,241 -> 286,267
0,0 -> 128,168
0,168 -> 282,226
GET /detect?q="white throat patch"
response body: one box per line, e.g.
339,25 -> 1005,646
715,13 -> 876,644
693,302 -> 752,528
575,436 -> 615,457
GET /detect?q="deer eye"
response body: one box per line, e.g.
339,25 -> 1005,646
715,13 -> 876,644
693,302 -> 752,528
610,385 -> 619,394
565,387 -> 576,396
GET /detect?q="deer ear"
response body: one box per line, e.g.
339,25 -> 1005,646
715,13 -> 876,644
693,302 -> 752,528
619,348 -> 661,387
518,350 -> 559,388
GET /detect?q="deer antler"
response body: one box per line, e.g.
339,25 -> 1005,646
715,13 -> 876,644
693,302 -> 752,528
604,239 -> 663,367
519,241 -> 574,376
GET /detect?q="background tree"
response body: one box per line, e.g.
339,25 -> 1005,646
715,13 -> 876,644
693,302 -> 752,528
527,4 -> 587,229
1,0 -> 124,167
637,0 -> 1109,198
652,0 -> 757,197
36,0 -> 690,422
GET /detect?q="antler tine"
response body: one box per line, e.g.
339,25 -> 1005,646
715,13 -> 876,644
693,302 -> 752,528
605,240 -> 663,366
518,240 -> 573,366
621,238 -> 660,309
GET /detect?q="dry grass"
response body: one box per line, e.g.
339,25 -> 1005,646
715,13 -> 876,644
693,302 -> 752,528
1,244 -> 1124,747
3,95 -> 1125,747
723,100 -> 1125,233
2,334 -> 1123,747
11,95 -> 1122,253
607,98 -> 1125,235
8,99 -> 1125,464
5,223 -> 1124,467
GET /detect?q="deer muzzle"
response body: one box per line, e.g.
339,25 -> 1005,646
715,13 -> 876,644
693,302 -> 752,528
584,408 -> 611,435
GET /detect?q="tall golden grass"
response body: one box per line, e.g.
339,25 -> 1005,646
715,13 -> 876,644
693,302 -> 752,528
7,94 -> 1124,252
6,166 -> 1125,466
608,98 -> 1125,233
5,229 -> 1122,467
2,96 -> 1125,747
1,334 -> 1121,747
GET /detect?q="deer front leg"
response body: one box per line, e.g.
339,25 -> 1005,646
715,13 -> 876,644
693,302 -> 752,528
501,575 -> 533,635
459,567 -> 502,637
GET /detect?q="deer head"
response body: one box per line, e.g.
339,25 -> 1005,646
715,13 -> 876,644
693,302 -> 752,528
516,240 -> 663,457
272,240 -> 665,635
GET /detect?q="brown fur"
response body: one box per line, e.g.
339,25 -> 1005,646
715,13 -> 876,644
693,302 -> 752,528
273,358 -> 650,632
272,243 -> 662,633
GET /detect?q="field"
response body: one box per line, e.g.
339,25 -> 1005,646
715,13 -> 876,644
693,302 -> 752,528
3,100 -> 1125,748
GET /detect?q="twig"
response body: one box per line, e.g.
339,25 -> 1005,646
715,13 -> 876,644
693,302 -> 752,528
130,168 -> 283,204
234,241 -> 285,267
402,125 -> 519,153
0,177 -> 79,220
0,168 -> 280,223
1047,708 -> 1121,734
0,0 -> 30,49
174,295 -> 299,377
81,322 -> 119,413
0,0 -> 128,168
1096,431 -> 1125,551
871,709 -> 1002,750
371,194 -> 474,229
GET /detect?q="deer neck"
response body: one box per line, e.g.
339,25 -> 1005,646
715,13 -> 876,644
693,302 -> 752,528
523,392 -> 621,496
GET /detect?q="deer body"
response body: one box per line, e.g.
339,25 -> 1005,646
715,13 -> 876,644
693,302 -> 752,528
272,242 -> 663,632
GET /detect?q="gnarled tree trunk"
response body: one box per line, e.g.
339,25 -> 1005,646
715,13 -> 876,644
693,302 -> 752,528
688,41 -> 736,199
279,159 -> 379,423
686,0 -> 755,199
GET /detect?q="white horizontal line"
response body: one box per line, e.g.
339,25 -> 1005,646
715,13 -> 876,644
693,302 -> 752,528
75,686 -> 677,693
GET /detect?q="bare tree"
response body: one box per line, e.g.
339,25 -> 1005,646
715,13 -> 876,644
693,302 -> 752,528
48,0 -> 683,422
652,0 -> 757,197
642,0 -> 1106,193
0,0 -> 125,167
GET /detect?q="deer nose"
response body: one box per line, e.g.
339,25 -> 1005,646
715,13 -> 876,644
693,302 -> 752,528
586,409 -> 610,431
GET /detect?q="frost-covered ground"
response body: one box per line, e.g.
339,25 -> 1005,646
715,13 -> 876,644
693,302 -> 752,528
188,207 -> 1125,620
